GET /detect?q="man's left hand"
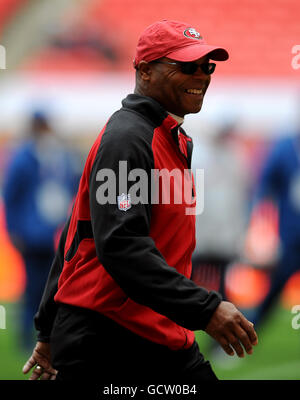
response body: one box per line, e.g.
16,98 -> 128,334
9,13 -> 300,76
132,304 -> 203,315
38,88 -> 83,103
22,341 -> 57,380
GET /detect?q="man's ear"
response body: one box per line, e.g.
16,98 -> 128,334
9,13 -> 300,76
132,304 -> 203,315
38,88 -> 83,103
137,61 -> 152,81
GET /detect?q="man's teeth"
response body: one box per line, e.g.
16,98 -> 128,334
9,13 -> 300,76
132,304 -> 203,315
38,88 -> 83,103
186,89 -> 203,95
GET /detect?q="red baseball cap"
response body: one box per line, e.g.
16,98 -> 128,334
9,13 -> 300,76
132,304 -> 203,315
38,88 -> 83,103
134,20 -> 229,67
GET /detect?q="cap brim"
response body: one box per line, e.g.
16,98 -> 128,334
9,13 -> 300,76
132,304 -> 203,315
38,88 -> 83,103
166,44 -> 229,62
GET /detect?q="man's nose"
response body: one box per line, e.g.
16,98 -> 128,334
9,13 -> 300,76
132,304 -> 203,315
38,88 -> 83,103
192,64 -> 208,77
193,70 -> 211,85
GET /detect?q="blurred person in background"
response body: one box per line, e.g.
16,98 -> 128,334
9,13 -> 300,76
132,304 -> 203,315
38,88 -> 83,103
192,124 -> 249,300
246,128 -> 300,330
2,110 -> 81,351
192,124 -> 250,362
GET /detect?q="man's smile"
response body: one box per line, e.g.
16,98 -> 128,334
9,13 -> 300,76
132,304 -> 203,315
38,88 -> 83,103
184,88 -> 204,95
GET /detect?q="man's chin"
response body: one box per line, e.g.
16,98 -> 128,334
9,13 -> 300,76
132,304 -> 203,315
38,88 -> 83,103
185,104 -> 203,115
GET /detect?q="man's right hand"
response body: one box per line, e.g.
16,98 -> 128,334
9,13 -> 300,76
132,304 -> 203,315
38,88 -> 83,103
205,301 -> 258,357
22,341 -> 57,380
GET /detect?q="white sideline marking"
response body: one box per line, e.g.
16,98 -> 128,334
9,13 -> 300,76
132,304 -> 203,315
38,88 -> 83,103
0,306 -> 5,329
235,360 -> 300,380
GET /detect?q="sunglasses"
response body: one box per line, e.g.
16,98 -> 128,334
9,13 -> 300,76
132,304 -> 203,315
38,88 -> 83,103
151,60 -> 216,75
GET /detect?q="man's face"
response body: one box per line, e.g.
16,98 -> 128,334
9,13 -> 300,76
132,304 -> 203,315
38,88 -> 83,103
147,55 -> 212,117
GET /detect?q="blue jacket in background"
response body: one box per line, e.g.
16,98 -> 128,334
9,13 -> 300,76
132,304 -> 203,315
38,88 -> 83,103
255,134 -> 300,249
3,138 -> 81,254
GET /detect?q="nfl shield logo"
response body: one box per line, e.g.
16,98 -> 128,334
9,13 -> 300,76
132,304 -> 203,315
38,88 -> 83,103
117,193 -> 131,211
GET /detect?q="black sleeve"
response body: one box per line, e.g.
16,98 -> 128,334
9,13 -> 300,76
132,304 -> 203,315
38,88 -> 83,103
34,217 -> 71,342
89,118 -> 221,331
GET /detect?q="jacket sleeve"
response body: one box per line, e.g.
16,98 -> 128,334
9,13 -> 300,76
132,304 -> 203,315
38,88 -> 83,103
89,121 -> 222,331
34,217 -> 70,342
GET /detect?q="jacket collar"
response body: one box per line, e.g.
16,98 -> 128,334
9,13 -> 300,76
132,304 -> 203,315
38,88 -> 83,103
167,112 -> 184,126
121,94 -> 193,165
121,94 -> 169,129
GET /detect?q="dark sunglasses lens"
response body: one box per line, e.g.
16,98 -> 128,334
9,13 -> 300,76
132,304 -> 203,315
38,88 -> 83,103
201,63 -> 216,75
180,62 -> 198,74
180,62 -> 216,75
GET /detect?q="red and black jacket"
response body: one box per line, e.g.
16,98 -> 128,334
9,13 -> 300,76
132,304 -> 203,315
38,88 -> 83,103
35,94 -> 222,351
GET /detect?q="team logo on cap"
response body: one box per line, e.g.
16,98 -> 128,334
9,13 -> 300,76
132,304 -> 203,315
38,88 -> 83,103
183,28 -> 202,40
118,193 -> 132,211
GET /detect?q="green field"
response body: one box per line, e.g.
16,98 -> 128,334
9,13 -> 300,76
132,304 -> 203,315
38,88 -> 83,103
0,302 -> 29,380
196,304 -> 300,380
0,302 -> 299,380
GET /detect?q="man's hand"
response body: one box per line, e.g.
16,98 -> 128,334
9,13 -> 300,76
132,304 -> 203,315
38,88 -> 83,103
22,341 -> 57,380
205,301 -> 258,358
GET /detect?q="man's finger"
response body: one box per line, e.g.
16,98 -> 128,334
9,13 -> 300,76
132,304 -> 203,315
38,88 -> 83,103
232,324 -> 253,355
40,369 -> 57,380
50,374 -> 57,381
22,357 -> 36,374
23,356 -> 56,376
29,365 -> 44,381
218,336 -> 235,356
225,333 -> 245,358
240,318 -> 258,345
42,365 -> 57,375
40,372 -> 52,380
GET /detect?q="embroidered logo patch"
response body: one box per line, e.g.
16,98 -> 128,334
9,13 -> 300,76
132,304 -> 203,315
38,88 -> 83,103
183,28 -> 202,40
117,193 -> 132,211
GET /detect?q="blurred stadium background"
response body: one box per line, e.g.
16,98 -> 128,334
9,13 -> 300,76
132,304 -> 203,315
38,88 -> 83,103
0,0 -> 300,380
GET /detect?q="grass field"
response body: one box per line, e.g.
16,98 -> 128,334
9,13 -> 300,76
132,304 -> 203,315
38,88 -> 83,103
196,303 -> 300,380
0,301 -> 299,380
0,302 -> 28,380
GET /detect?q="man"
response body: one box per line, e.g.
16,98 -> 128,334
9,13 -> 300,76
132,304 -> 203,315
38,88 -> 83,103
192,125 -> 248,300
23,20 -> 258,382
249,130 -> 300,329
3,110 -> 80,351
